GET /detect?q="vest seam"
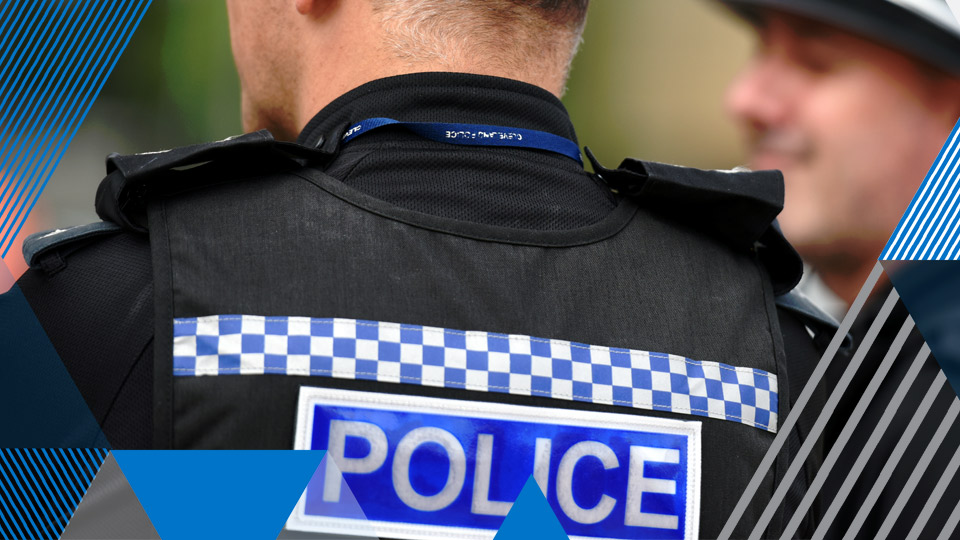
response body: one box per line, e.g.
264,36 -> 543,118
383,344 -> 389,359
288,169 -> 636,248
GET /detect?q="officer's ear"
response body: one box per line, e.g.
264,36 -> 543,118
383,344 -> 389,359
945,76 -> 960,120
295,0 -> 334,17
922,69 -> 960,123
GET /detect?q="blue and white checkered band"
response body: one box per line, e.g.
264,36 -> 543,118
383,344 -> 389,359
173,315 -> 779,433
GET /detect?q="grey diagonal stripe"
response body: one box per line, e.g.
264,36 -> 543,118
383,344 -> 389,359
717,262 -> 884,540
937,490 -> 960,540
843,396 -> 960,540
872,396 -> 960,540
778,316 -> 916,539
905,443 -> 960,540
813,345 -> 934,538
60,453 -> 159,540
747,285 -> 901,540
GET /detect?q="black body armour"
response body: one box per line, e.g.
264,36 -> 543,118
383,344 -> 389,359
95,131 -> 803,539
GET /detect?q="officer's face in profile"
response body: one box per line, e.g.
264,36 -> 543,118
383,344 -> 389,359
725,11 -> 959,273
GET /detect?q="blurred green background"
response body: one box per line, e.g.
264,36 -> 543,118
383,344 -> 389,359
40,0 -> 756,229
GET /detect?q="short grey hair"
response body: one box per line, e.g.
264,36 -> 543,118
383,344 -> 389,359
371,0 -> 588,81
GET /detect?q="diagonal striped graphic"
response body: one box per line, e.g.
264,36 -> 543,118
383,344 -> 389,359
904,442 -> 960,540
0,448 -> 108,540
721,261 -> 960,538
882,117 -> 960,260
744,287 -> 901,539
717,263 -> 884,539
777,317 -> 918,539
0,0 -> 151,260
813,347 -> 936,537
845,398 -> 960,539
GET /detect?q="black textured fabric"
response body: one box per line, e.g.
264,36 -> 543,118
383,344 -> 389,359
778,306 -> 825,537
159,162 -> 785,537
16,233 -> 154,449
301,72 -> 616,230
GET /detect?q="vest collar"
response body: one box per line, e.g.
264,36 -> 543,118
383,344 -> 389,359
296,72 -> 578,154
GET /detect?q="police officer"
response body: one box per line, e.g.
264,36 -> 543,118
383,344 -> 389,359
720,0 -> 960,538
7,0 -> 834,537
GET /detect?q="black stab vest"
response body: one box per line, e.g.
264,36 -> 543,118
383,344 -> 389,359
95,131 -> 802,538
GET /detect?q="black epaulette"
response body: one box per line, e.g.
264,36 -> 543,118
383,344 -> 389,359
775,289 -> 851,352
585,148 -> 803,295
21,221 -> 124,272
95,130 -> 332,232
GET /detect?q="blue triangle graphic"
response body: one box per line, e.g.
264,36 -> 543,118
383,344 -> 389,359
494,475 -> 569,540
283,453 -> 378,538
113,450 -> 324,540
884,261 -> 960,398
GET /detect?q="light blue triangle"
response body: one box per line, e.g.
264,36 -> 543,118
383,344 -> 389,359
281,452 -> 378,539
494,475 -> 569,540
113,450 -> 324,540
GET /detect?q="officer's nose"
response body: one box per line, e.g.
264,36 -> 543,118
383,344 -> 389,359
725,53 -> 794,134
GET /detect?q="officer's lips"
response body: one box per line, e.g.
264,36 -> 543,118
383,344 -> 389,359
750,152 -> 802,172
746,132 -> 813,172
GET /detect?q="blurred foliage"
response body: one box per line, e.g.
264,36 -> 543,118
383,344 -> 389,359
98,0 -> 241,148
564,0 -> 753,170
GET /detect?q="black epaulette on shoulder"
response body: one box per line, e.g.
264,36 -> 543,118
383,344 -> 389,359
775,289 -> 851,351
22,221 -> 123,271
95,130 -> 332,233
585,148 -> 803,295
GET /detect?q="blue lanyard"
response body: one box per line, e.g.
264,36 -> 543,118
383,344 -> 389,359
341,117 -> 583,165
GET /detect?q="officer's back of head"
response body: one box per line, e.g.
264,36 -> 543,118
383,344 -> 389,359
225,0 -> 590,141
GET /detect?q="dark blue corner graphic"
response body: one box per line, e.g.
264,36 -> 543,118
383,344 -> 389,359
884,261 -> 960,398
112,450 -> 325,540
494,476 -> 570,540
0,0 -> 151,258
0,448 -> 108,540
0,285 -> 109,448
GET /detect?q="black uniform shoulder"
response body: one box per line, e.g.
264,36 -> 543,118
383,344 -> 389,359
16,224 -> 154,448
22,221 -> 124,270
776,289 -> 850,352
586,149 -> 803,294
95,130 -> 332,233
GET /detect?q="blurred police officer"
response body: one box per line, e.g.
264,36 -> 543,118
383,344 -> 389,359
724,0 -> 960,307
9,1 -> 834,537
721,1 -> 960,538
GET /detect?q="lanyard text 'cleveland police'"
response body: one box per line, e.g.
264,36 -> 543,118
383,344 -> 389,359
341,117 -> 583,165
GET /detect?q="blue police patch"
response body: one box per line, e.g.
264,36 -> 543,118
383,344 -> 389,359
288,388 -> 701,539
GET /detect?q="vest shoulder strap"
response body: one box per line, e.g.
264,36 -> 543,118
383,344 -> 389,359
585,147 -> 803,294
22,221 -> 123,270
94,130 -> 332,232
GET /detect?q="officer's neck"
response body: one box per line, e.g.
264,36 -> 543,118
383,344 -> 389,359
277,2 -> 567,140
